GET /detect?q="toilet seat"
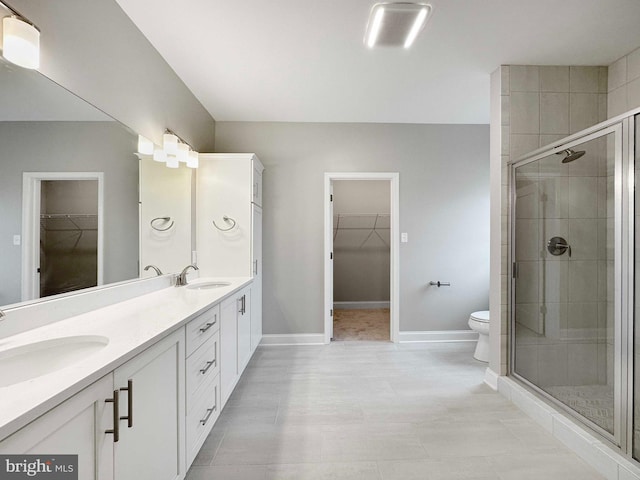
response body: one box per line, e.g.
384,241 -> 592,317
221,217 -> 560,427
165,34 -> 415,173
470,310 -> 490,323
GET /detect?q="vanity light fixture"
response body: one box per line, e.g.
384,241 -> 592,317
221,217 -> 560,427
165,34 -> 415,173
152,148 -> 167,163
177,142 -> 189,163
1,1 -> 40,69
364,2 -> 432,49
166,155 -> 179,169
140,129 -> 199,169
137,135 -> 154,155
163,132 -> 179,155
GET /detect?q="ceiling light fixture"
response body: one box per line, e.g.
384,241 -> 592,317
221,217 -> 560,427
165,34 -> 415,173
364,2 -> 432,49
1,1 -> 40,69
366,7 -> 384,48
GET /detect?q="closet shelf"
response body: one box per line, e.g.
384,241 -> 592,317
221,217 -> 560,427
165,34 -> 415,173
40,214 -> 98,232
333,213 -> 390,248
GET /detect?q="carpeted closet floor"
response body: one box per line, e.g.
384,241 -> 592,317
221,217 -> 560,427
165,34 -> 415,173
333,308 -> 390,342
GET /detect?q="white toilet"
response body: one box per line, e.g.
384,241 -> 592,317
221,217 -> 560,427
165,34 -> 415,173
468,310 -> 490,362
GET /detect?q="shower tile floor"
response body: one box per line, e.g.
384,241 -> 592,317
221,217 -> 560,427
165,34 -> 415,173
546,385 -> 614,433
333,308 -> 390,342
186,342 -> 605,480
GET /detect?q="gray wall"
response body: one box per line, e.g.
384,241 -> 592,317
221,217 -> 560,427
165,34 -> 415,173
8,0 -> 215,150
333,180 -> 390,303
215,122 -> 490,334
0,122 -> 138,306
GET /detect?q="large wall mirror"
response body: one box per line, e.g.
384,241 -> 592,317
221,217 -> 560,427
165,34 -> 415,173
0,59 -> 192,310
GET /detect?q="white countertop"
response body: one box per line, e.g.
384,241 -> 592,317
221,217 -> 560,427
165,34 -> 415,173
0,276 -> 252,441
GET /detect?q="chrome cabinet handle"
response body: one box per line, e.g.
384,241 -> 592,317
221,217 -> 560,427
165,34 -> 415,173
200,360 -> 216,375
239,295 -> 246,315
200,386 -> 218,425
254,259 -> 258,275
200,405 -> 216,425
105,390 -> 120,442
119,380 -> 133,428
199,317 -> 217,333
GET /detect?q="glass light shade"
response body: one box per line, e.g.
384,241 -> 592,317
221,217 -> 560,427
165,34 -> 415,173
177,143 -> 189,163
137,135 -> 154,155
165,154 -> 179,169
152,148 -> 167,163
163,133 -> 178,155
2,16 -> 40,69
187,151 -> 199,169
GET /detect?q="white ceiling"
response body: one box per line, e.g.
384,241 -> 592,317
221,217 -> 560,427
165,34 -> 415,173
115,0 -> 640,124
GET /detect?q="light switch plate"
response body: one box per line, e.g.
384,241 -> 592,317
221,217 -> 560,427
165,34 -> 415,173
13,235 -> 21,246
401,232 -> 408,243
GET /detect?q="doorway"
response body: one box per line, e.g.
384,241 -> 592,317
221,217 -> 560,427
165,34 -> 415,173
324,173 -> 399,343
22,172 -> 104,301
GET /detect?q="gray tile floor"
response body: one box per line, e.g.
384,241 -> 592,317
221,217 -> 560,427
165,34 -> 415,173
186,341 -> 605,480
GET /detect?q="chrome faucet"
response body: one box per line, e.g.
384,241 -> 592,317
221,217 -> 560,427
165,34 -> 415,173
144,265 -> 163,276
176,264 -> 199,286
0,309 -> 5,320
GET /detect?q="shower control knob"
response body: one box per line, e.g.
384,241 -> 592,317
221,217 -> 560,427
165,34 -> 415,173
547,236 -> 571,257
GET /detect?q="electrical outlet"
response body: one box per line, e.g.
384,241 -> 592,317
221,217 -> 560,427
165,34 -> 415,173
13,235 -> 21,246
401,232 -> 408,243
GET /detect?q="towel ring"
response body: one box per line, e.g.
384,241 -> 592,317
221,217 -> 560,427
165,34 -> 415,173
150,216 -> 175,231
212,215 -> 237,232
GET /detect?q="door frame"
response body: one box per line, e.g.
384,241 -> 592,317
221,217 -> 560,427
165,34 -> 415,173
324,172 -> 400,343
21,172 -> 105,301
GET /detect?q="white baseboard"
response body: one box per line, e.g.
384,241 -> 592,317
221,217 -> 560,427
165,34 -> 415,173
398,330 -> 479,343
333,301 -> 390,309
483,367 -> 499,391
259,334 -> 325,346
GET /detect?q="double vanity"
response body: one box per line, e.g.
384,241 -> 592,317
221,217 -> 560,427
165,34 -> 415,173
0,276 -> 256,479
0,153 -> 264,480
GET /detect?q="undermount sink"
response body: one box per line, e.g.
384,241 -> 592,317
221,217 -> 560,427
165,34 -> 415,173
0,335 -> 109,387
186,281 -> 232,290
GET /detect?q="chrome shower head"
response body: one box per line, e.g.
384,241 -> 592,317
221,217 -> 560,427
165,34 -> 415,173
556,148 -> 586,163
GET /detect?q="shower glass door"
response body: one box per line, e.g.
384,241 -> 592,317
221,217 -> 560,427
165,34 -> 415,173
512,124 -> 621,442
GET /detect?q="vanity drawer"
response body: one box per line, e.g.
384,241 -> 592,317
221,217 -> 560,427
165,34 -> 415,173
186,373 -> 219,466
186,332 -> 219,406
186,304 -> 220,355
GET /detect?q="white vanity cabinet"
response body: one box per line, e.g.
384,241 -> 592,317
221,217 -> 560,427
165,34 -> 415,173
0,375 -> 115,480
0,328 -> 186,480
197,153 -> 263,350
197,153 -> 264,277
113,329 -> 185,480
0,279 -> 260,478
184,305 -> 220,467
251,204 -> 262,351
220,285 -> 252,406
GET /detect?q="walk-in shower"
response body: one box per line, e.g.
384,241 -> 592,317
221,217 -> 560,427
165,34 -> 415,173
509,111 -> 639,460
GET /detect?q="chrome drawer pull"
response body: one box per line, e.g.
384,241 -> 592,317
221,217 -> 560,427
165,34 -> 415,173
199,319 -> 216,333
200,360 -> 216,374
105,390 -> 120,442
119,379 -> 133,428
200,406 -> 216,425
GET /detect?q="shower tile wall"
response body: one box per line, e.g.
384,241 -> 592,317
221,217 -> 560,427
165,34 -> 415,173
497,65 -> 608,375
608,47 -> 640,117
